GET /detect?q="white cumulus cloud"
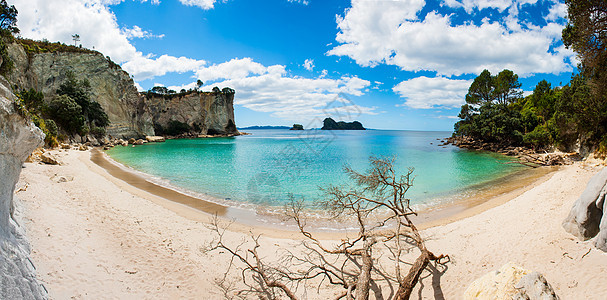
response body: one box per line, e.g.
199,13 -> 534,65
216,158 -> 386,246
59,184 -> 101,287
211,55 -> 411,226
329,0 -> 574,77
178,0 -> 223,10
194,58 -> 267,82
12,0 -> 207,81
167,59 -> 375,120
288,0 -> 309,5
393,76 -> 472,109
122,25 -> 164,39
303,59 -> 314,71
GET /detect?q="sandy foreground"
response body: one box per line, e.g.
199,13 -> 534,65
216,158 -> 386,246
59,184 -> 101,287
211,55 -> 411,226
13,148 -> 607,299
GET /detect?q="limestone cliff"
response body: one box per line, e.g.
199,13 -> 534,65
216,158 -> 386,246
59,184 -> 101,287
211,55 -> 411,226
7,43 -> 154,138
144,89 -> 238,136
6,42 -> 239,139
0,75 -> 47,298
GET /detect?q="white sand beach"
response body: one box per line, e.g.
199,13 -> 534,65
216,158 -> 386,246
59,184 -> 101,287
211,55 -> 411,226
14,148 -> 607,299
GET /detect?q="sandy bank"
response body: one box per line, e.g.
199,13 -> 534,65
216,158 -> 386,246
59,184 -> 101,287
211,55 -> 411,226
16,148 -> 607,299
90,148 -> 555,234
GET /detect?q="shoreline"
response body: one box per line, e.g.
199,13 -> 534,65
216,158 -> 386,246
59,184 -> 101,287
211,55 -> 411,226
17,148 -> 607,298
92,148 -> 556,233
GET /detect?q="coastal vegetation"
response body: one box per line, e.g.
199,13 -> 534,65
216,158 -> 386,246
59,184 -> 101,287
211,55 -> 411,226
321,117 -> 365,130
209,157 -> 446,299
13,71 -> 110,146
0,1 -> 110,146
0,0 -> 18,75
453,0 -> 607,154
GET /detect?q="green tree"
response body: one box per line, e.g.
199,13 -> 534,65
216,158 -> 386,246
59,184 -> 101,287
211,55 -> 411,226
464,69 -> 522,105
150,86 -> 168,94
0,0 -> 17,75
71,34 -> 80,46
465,69 -> 494,105
56,71 -> 108,128
563,0 -> 607,96
0,0 -> 18,36
47,94 -> 85,134
492,69 -> 522,104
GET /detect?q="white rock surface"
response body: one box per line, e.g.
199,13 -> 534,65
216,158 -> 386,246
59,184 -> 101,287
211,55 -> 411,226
562,167 -> 607,251
464,263 -> 558,300
0,75 -> 46,299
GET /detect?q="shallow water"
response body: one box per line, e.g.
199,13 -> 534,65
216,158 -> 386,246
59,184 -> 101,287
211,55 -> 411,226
106,129 -> 524,209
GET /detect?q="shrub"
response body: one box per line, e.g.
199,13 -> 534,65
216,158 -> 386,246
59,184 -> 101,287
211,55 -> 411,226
47,94 -> 84,134
90,126 -> 106,138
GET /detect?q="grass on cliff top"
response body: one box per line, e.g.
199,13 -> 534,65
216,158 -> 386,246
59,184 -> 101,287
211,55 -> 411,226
16,38 -> 121,69
17,38 -> 98,55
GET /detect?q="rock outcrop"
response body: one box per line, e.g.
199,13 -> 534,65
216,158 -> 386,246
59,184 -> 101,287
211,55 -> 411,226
463,263 -> 558,300
563,167 -> 607,251
290,124 -> 304,130
321,117 -> 365,130
145,89 -> 238,136
7,43 -> 154,138
7,42 -> 239,139
0,76 -> 46,298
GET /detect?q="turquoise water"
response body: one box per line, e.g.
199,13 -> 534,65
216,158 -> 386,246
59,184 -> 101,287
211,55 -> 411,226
106,129 -> 523,208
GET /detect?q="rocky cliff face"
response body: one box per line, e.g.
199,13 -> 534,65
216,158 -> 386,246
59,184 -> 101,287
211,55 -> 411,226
7,43 -> 154,138
0,75 -> 46,298
7,43 -> 239,139
145,89 -> 238,136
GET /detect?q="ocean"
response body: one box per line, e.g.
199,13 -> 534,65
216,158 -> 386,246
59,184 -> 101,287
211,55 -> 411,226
106,129 -> 524,210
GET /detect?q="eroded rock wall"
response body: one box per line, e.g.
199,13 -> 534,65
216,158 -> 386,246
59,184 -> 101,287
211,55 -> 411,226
145,90 -> 238,136
7,43 -> 154,138
0,75 -> 46,299
6,43 -> 238,139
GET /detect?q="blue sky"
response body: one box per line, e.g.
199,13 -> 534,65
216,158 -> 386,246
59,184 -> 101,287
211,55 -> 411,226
11,0 -> 574,130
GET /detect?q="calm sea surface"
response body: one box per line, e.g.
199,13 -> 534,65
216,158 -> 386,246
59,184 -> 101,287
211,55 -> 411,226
106,129 -> 524,209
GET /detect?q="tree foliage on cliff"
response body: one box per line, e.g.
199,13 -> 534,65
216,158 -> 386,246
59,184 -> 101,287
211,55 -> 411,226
15,88 -> 59,147
563,0 -> 607,97
0,0 -> 17,75
17,71 -> 110,140
454,69 -> 526,145
52,71 -> 109,136
454,1 -> 607,152
454,70 -> 604,151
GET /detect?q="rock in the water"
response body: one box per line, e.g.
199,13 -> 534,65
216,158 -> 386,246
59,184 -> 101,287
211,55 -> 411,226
128,138 -> 136,144
145,135 -> 165,142
134,139 -> 145,145
60,143 -> 70,149
321,117 -> 365,130
464,263 -> 558,300
78,144 -> 88,151
290,124 -> 304,130
40,152 -> 59,165
562,167 -> 607,249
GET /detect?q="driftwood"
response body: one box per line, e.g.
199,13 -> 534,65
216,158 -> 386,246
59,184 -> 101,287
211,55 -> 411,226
500,153 -> 570,168
206,157 -> 448,299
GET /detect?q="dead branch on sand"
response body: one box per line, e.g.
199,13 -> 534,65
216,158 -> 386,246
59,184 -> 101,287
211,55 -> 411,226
205,157 -> 449,299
